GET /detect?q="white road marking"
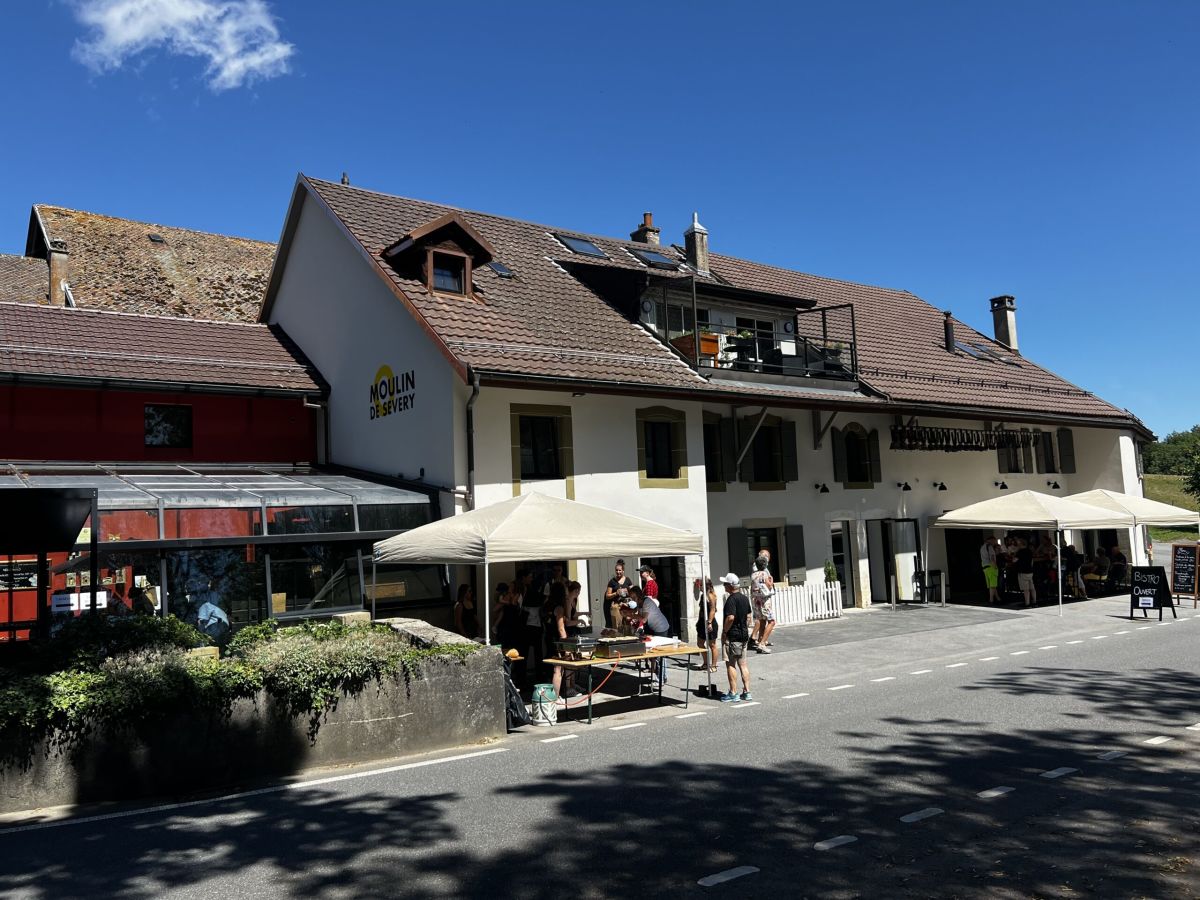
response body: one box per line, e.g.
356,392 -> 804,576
1066,640 -> 1085,644
783,692 -> 811,699
1137,626 -> 1153,630
828,684 -> 855,691
675,711 -> 707,719
698,866 -> 759,887
732,701 -> 761,709
0,747 -> 511,836
1038,645 -> 1058,650
1010,651 -> 1030,656
814,835 -> 858,851
946,663 -> 968,668
909,669 -> 933,675
1098,751 -> 1128,760
899,807 -> 944,823
1186,723 -> 1200,731
540,734 -> 578,743
1091,635 -> 1108,640
610,723 -> 645,731
1144,736 -> 1174,745
977,786 -> 1014,799
871,677 -> 897,683
1113,631 -> 1129,635
1040,767 -> 1077,779
979,656 -> 1000,661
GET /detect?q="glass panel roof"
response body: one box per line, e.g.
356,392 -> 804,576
488,260 -> 515,278
631,247 -> 679,270
0,465 -> 428,511
557,234 -> 607,258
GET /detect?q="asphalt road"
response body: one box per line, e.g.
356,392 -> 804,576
2,599 -> 1198,899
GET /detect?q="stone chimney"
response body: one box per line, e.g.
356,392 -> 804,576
47,239 -> 69,306
943,310 -> 955,352
989,295 -> 1018,353
630,212 -> 660,245
684,212 -> 709,276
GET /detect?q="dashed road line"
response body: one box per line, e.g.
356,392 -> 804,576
1038,645 -> 1058,650
1137,626 -> 1153,630
899,807 -> 944,823
610,723 -> 645,731
871,677 -> 897,683
732,701 -> 761,709
782,692 -> 810,699
1098,750 -> 1128,760
1041,767 -> 1077,779
1066,640 -> 1085,644
909,669 -> 933,675
1010,651 -> 1030,656
828,684 -> 855,691
1143,736 -> 1174,745
977,786 -> 1014,799
946,663 -> 968,669
540,734 -> 578,743
698,866 -> 760,887
1091,635 -> 1108,640
1186,723 -> 1200,731
979,656 -> 999,661
675,711 -> 707,719
1113,631 -> 1129,635
814,835 -> 858,851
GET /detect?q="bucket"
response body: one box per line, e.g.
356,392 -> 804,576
531,683 -> 558,727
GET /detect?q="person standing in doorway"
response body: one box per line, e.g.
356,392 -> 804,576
719,573 -> 752,702
604,560 -> 635,629
1016,538 -> 1036,607
981,536 -> 1001,604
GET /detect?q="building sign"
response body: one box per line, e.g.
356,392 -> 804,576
1129,566 -> 1176,621
369,365 -> 416,421
0,559 -> 39,591
890,425 -> 1041,453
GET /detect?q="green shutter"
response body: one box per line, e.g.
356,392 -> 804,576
727,527 -> 749,577
997,441 -> 1010,474
1020,430 -> 1034,475
785,524 -> 806,580
719,417 -> 737,483
741,423 -> 756,483
1033,430 -> 1046,474
831,426 -> 847,484
1057,428 -> 1076,473
780,420 -> 799,483
867,429 -> 882,484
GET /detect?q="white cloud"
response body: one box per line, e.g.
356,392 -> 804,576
71,0 -> 295,91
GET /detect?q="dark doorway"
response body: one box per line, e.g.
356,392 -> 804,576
944,528 -> 986,603
830,520 -> 856,608
641,556 -> 686,636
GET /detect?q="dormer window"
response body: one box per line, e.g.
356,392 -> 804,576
431,252 -> 466,294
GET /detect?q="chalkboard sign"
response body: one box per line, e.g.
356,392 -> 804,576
1130,566 -> 1177,620
1171,544 -> 1198,598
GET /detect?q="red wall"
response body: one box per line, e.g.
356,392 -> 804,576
0,384 -> 317,463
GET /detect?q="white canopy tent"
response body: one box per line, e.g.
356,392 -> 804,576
373,492 -> 706,642
1065,489 -> 1198,564
932,490 -> 1135,615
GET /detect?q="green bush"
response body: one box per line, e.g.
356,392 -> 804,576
0,619 -> 479,760
27,613 -> 209,674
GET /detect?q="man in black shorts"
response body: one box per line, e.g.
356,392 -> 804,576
719,572 -> 752,702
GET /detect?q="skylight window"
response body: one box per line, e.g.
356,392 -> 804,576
954,341 -> 987,360
147,233 -> 166,244
971,342 -> 1019,366
488,260 -> 515,278
556,235 -> 607,258
630,247 -> 679,270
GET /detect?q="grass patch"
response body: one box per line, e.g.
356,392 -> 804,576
1144,474 -> 1199,545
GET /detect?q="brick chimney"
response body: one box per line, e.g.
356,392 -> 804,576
684,212 -> 709,276
47,239 -> 69,306
630,212 -> 660,245
943,310 -> 955,352
989,295 -> 1018,353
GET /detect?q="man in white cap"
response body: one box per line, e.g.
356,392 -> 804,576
719,572 -> 752,702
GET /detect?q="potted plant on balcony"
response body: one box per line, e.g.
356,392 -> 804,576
670,328 -> 721,359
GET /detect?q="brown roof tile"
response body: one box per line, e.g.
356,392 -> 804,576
0,302 -> 324,394
34,205 -> 274,322
290,178 -> 1138,427
0,254 -> 47,304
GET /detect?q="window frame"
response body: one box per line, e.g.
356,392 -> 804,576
556,234 -> 607,258
425,247 -> 471,297
144,404 -> 193,449
509,404 -> 574,496
518,415 -> 562,481
635,406 -> 688,489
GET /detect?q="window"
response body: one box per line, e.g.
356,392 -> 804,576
752,425 -> 783,483
631,247 -> 679,270
636,407 -> 688,488
261,543 -> 361,615
1035,430 -> 1057,474
357,503 -> 432,532
557,235 -> 606,258
431,253 -> 465,293
831,423 -> 881,488
519,416 -> 562,479
487,260 -> 515,278
740,416 -> 798,489
997,428 -> 1035,474
1056,428 -> 1076,474
145,405 -> 192,449
703,418 -> 723,485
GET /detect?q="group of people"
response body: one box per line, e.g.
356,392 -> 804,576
696,551 -> 780,703
980,533 -> 1129,605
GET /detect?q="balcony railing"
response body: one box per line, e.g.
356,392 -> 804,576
670,321 -> 858,379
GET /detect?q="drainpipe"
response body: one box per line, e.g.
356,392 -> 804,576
465,365 -> 481,510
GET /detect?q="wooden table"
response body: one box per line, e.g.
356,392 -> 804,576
544,644 -> 705,724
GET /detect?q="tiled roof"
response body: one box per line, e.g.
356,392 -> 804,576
33,205 -> 274,321
289,177 -> 1137,426
0,303 -> 324,394
0,254 -> 47,304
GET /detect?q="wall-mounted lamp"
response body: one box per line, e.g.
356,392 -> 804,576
994,481 -> 1009,490
897,482 -> 912,492
571,391 -> 586,398
814,483 -> 830,494
1046,480 -> 1060,490
932,481 -> 948,491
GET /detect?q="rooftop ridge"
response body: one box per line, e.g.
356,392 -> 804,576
35,204 -> 273,248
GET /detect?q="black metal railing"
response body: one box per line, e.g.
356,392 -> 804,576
669,321 -> 857,379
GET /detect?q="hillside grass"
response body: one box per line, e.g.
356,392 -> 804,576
1144,474 -> 1199,544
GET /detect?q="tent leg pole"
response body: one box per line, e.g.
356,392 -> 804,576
1057,537 -> 1063,617
483,556 -> 490,646
371,559 -> 377,622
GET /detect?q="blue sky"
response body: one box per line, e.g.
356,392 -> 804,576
2,1 -> 1197,437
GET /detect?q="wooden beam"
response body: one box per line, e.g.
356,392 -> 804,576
812,410 -> 839,450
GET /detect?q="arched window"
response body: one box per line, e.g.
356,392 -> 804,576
832,422 -> 881,488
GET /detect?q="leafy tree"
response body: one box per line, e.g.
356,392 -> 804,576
1143,425 -> 1200,475
1185,449 -> 1200,502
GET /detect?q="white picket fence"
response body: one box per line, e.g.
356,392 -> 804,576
771,581 -> 843,626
